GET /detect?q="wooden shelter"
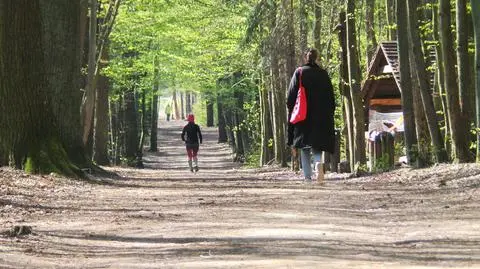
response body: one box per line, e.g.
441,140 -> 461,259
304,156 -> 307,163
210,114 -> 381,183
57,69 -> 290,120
361,41 -> 436,170
361,41 -> 402,114
361,41 -> 435,127
361,42 -> 405,169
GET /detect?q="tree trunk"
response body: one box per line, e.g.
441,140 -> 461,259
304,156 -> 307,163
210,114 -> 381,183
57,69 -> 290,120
271,53 -> 287,167
206,97 -> 214,127
397,0 -> 418,165
124,90 -> 138,166
81,0 -> 98,146
150,56 -> 159,152
180,91 -> 185,120
411,59 -> 430,167
456,0 -> 475,154
172,89 -> 180,120
365,0 -> 377,65
457,0 -> 474,123
313,0 -> 322,50
285,0 -> 297,78
407,0 -> 448,163
472,0 -> 480,161
233,91 -> 245,160
324,5 -> 337,64
93,46 -> 110,165
186,91 -> 192,115
346,0 -> 366,171
136,87 -> 146,168
0,0 -> 87,176
224,110 -> 236,151
385,0 -> 396,40
217,95 -> 228,143
432,3 -> 451,156
79,0 -> 88,68
260,73 -> 274,165
299,0 -> 308,57
0,151 -> 6,167
337,11 -> 354,171
439,0 -> 472,162
109,96 -> 122,165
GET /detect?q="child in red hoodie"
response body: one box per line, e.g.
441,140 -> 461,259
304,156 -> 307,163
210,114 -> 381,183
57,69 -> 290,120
181,114 -> 203,172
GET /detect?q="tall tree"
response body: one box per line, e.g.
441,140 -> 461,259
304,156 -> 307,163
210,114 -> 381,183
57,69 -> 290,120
456,0 -> 474,125
271,45 -> 287,166
439,0 -> 472,162
299,0 -> 308,56
346,0 -> 366,171
186,91 -> 192,115
81,0 -> 98,146
150,56 -> 160,152
260,73 -> 274,165
313,0 -> 322,50
172,89 -> 180,120
407,0 -> 447,163
124,88 -> 139,166
397,0 -> 418,165
337,11 -> 354,171
385,0 -> 396,40
217,94 -> 228,143
206,96 -> 214,127
93,47 -> 110,165
432,2 -> 451,154
365,0 -> 377,64
0,0 -> 87,176
472,0 -> 480,161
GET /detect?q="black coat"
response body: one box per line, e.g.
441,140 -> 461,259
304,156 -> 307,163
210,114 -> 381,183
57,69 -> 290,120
287,63 -> 336,153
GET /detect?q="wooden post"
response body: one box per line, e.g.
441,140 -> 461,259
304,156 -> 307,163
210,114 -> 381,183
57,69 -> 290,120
371,131 -> 395,171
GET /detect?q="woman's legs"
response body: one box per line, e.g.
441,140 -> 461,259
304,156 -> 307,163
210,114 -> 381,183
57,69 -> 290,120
313,149 -> 324,182
300,147 -> 312,180
300,147 -> 325,181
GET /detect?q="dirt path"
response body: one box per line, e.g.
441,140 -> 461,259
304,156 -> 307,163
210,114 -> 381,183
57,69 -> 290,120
1,120 -> 480,268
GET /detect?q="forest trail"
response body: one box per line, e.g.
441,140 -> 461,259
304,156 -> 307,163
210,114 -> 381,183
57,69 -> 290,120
1,120 -> 480,269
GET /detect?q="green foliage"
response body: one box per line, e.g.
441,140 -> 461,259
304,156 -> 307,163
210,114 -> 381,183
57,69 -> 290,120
192,100 -> 207,126
240,100 -> 262,167
373,154 -> 392,173
245,150 -> 261,168
107,0 -> 255,100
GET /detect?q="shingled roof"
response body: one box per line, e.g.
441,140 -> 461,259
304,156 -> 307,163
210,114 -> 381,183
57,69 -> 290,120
361,41 -> 400,98
361,41 -> 436,100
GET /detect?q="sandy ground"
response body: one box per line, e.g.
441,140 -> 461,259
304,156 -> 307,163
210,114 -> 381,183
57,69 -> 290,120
1,120 -> 480,269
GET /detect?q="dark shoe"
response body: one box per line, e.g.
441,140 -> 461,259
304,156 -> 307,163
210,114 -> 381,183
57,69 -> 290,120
190,167 -> 194,172
194,166 -> 199,172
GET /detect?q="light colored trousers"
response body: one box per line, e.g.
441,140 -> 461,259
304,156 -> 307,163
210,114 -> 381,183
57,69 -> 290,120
300,147 -> 323,180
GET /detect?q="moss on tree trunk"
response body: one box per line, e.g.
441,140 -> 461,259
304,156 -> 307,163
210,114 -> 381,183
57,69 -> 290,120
25,138 -> 84,178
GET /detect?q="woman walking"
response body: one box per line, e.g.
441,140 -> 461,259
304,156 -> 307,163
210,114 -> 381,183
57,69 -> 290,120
287,48 -> 336,183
